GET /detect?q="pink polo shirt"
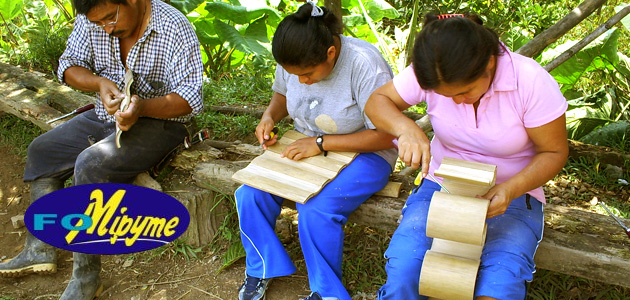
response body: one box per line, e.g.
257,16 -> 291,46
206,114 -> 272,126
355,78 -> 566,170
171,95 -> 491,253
393,49 -> 568,202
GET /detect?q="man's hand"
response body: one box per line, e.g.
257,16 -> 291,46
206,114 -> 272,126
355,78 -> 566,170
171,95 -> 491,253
115,95 -> 144,131
99,78 -> 124,115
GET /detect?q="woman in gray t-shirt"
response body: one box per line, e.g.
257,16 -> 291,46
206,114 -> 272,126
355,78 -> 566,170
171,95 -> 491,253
235,2 -> 397,300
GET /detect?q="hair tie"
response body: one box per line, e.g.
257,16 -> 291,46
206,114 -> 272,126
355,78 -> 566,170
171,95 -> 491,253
307,0 -> 324,17
437,14 -> 464,19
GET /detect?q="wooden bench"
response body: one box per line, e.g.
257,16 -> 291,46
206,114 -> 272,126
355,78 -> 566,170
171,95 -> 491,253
2,61 -> 629,289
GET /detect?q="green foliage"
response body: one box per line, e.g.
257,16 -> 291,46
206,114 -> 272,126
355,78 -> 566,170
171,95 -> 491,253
1,0 -> 73,75
0,114 -> 43,157
141,238 -> 203,261
173,0 -> 281,78
539,27 -> 630,146
562,156 -> 629,187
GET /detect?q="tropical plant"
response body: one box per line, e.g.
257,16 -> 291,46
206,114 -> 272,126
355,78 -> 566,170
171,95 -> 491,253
540,23 -> 630,147
171,0 -> 282,79
0,0 -> 73,75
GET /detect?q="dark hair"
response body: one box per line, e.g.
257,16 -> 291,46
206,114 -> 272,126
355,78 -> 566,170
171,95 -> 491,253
74,0 -> 127,15
412,12 -> 501,90
272,2 -> 344,68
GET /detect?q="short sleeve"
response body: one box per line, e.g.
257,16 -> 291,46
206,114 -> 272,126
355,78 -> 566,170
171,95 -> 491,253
57,15 -> 95,84
272,65 -> 289,96
522,67 -> 568,128
392,65 -> 425,106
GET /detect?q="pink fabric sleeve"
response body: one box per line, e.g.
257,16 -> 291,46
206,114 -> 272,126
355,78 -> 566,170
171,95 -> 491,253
522,68 -> 568,128
392,65 -> 424,106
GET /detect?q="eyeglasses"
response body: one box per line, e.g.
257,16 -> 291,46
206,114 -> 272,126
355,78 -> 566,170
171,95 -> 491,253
87,5 -> 120,31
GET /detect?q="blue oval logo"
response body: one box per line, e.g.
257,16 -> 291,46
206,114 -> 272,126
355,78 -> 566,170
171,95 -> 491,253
24,183 -> 189,255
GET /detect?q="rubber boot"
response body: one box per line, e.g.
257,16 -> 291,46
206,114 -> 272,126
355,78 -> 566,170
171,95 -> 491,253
0,178 -> 62,277
59,253 -> 103,300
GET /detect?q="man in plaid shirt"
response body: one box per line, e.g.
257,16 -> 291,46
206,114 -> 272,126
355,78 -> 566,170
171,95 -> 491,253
0,0 -> 203,298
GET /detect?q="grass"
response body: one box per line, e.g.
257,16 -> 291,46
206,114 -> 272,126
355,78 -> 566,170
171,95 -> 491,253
0,114 -> 44,158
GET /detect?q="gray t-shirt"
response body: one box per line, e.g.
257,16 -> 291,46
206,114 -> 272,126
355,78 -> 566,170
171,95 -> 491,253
272,35 -> 398,168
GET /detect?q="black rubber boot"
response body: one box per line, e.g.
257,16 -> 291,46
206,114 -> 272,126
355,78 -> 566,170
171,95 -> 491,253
59,253 -> 103,300
0,178 -> 62,277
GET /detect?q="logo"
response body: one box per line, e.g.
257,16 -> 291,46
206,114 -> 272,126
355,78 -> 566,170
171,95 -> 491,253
25,183 -> 190,255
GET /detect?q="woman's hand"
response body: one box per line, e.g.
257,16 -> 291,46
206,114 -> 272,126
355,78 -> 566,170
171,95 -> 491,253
281,137 -> 321,160
256,118 -> 277,149
397,128 -> 432,176
482,183 -> 516,218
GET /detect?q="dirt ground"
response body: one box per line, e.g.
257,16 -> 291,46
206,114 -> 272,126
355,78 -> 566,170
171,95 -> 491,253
0,144 -> 314,300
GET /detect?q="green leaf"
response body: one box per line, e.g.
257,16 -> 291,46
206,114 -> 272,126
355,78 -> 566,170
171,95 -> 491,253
544,29 -> 619,87
342,14 -> 366,27
362,0 -> 400,21
502,27 -> 531,52
193,18 -> 220,47
580,120 -> 630,145
170,0 -> 205,15
343,0 -> 399,23
205,2 -> 280,25
216,242 -> 246,274
214,19 -> 250,53
566,88 -> 615,140
0,0 -> 21,20
214,18 -> 271,58
616,4 -> 630,33
243,16 -> 271,57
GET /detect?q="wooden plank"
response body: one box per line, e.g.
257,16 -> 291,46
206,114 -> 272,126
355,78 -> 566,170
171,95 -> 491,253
0,62 -> 95,131
232,130 -> 358,203
374,181 -> 402,198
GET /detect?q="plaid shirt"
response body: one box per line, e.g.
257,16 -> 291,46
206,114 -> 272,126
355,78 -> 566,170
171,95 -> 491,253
57,0 -> 204,123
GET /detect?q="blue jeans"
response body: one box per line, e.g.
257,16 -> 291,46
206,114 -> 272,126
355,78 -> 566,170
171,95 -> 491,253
235,153 -> 391,300
378,180 -> 544,300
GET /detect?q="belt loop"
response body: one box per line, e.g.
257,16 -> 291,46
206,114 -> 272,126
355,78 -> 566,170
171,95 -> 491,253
525,194 -> 532,210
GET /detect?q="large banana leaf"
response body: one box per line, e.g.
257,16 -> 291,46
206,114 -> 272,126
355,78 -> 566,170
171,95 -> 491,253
580,120 -> 630,146
213,18 -> 270,58
205,2 -> 280,25
170,0 -> 204,15
565,88 -> 615,140
541,29 -> 619,89
193,18 -> 221,48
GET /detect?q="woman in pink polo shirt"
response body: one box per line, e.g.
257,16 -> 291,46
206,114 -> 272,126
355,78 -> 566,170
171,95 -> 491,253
365,13 -> 569,299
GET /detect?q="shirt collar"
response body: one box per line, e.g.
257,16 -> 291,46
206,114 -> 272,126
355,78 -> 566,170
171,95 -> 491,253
144,0 -> 164,36
490,44 -> 518,93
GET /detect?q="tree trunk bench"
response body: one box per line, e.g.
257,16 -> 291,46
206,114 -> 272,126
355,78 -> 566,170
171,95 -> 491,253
2,61 -> 629,289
